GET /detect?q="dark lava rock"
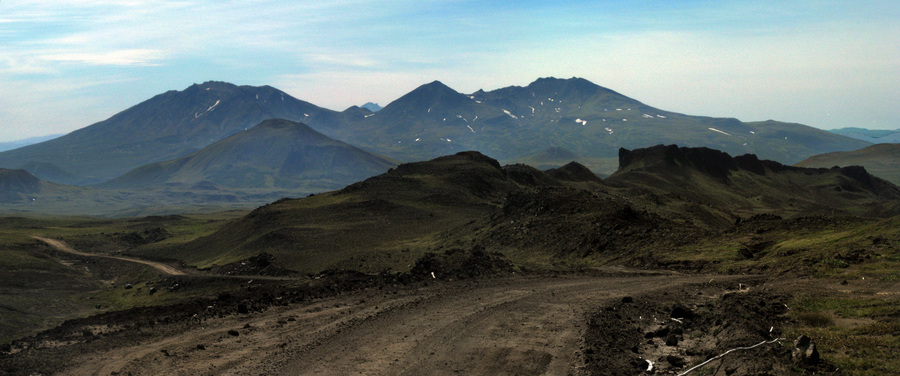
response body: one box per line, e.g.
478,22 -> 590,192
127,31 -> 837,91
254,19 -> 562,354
666,355 -> 687,367
652,327 -> 670,338
227,329 -> 240,337
793,335 -> 820,365
665,333 -> 679,346
671,305 -> 694,320
621,296 -> 634,303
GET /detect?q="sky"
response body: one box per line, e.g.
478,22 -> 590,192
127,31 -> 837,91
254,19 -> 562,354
1,0 -> 898,142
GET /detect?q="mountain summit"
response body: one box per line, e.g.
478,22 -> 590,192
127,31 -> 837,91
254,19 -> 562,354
0,82 -> 344,184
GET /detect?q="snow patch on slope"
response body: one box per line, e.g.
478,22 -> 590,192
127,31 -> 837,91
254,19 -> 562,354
708,128 -> 731,136
207,100 -> 221,112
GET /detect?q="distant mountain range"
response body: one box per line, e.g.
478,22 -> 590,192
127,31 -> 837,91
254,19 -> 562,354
0,134 -> 62,152
828,128 -> 900,143
329,78 -> 869,174
0,77 -> 872,186
0,77 -> 883,217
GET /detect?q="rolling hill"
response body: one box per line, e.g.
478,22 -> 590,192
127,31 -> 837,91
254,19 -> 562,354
102,119 -> 396,191
795,143 -> 900,185
0,82 -> 351,185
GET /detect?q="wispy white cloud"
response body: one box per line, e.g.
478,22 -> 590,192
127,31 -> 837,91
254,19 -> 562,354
0,0 -> 897,142
39,49 -> 166,66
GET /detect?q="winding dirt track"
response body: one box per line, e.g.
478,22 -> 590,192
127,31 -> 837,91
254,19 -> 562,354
56,273 -> 740,375
32,236 -> 187,276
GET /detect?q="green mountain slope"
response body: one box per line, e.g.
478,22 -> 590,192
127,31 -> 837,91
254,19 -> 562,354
795,143 -> 900,185
171,145 -> 900,274
102,119 -> 395,190
0,82 -> 347,185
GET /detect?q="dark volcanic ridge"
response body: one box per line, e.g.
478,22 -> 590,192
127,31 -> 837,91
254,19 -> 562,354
175,145 -> 900,276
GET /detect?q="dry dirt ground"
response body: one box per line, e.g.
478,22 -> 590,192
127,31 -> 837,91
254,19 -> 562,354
3,271 -> 770,376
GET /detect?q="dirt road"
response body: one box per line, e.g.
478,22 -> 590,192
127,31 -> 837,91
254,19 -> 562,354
54,273 -> 740,375
32,236 -> 188,276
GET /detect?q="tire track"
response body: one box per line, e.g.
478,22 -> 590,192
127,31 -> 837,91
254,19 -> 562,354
32,236 -> 188,276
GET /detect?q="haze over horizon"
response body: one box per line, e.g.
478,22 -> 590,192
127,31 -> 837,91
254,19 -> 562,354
1,0 -> 897,143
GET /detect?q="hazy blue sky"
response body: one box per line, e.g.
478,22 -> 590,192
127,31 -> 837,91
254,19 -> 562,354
1,0 -> 897,142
